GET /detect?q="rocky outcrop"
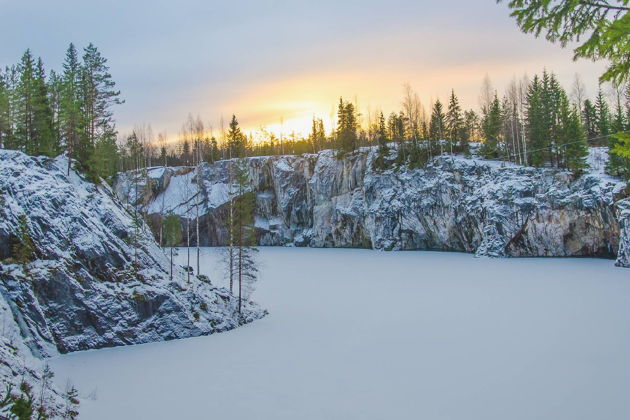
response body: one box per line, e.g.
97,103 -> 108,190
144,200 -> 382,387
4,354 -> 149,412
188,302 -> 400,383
615,199 -> 630,267
0,292 -> 69,417
0,150 -> 265,412
116,147 -> 626,259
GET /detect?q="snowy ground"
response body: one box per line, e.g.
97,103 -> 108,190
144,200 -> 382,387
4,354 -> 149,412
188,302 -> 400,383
50,248 -> 630,420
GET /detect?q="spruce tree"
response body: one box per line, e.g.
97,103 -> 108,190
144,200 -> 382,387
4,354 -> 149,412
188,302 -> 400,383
595,87 -> 611,136
481,94 -> 503,159
608,95 -> 630,175
500,0 -> 630,85
10,382 -> 35,420
227,115 -> 247,158
91,134 -> 119,182
610,133 -> 630,179
445,90 -> 464,153
582,99 -> 598,139
612,99 -> 626,133
462,110 -> 478,155
210,137 -> 219,162
32,58 -> 55,157
373,111 -> 390,169
387,112 -> 404,146
336,98 -> 358,154
62,384 -> 80,420
429,100 -> 446,154
14,49 -> 37,154
12,214 -> 36,263
543,72 -> 563,166
0,68 -> 12,149
47,70 -> 63,154
308,117 -> 325,153
526,76 -> 547,166
557,97 -> 588,173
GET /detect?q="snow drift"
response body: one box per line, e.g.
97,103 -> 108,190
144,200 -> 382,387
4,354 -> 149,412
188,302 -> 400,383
116,146 -> 628,260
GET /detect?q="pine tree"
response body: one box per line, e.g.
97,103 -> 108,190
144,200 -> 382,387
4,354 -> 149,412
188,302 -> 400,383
78,43 -> 123,179
60,43 -> 83,175
226,160 -> 258,315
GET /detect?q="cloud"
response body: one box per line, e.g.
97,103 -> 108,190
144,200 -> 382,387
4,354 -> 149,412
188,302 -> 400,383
0,0 -> 608,140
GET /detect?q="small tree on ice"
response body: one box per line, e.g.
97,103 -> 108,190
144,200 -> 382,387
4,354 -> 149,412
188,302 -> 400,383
163,213 -> 182,281
224,159 -> 258,316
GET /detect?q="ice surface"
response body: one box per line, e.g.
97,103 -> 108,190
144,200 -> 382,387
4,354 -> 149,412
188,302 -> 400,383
50,248 -> 630,420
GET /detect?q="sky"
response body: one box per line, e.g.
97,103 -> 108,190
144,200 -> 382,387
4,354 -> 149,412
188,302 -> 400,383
1,0 -> 608,141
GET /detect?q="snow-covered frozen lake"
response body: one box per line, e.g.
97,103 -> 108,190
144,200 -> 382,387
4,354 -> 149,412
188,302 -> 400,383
50,248 -> 630,420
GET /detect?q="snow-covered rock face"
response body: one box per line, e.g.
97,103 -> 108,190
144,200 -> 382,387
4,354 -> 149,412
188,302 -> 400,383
0,150 -> 265,359
116,147 -> 626,259
615,199 -> 630,267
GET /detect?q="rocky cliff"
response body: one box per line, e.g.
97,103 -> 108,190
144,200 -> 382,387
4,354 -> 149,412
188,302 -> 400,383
0,150 -> 265,415
115,146 -> 627,260
615,199 -> 630,267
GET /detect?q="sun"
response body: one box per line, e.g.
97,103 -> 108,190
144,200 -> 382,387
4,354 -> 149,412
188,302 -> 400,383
259,114 -> 331,140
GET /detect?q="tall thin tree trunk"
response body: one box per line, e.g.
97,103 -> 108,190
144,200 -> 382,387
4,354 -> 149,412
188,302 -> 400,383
238,245 -> 242,314
196,161 -> 200,277
186,215 -> 190,283
228,158 -> 234,294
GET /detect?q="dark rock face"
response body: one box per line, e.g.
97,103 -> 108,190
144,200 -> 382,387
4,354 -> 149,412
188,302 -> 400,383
0,150 -> 265,357
616,199 -> 630,267
116,148 -> 626,260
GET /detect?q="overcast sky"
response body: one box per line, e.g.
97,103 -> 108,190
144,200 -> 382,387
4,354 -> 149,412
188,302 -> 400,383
2,0 -> 607,139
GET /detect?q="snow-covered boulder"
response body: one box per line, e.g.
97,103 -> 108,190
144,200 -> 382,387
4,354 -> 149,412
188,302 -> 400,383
0,150 -> 265,404
116,147 -> 626,260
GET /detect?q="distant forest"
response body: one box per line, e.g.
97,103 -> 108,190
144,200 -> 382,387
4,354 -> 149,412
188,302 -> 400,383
1,44 -> 629,183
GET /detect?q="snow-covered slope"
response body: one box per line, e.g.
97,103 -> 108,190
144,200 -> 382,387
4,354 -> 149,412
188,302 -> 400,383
116,146 -> 627,259
0,150 -> 265,413
0,292 -> 69,416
